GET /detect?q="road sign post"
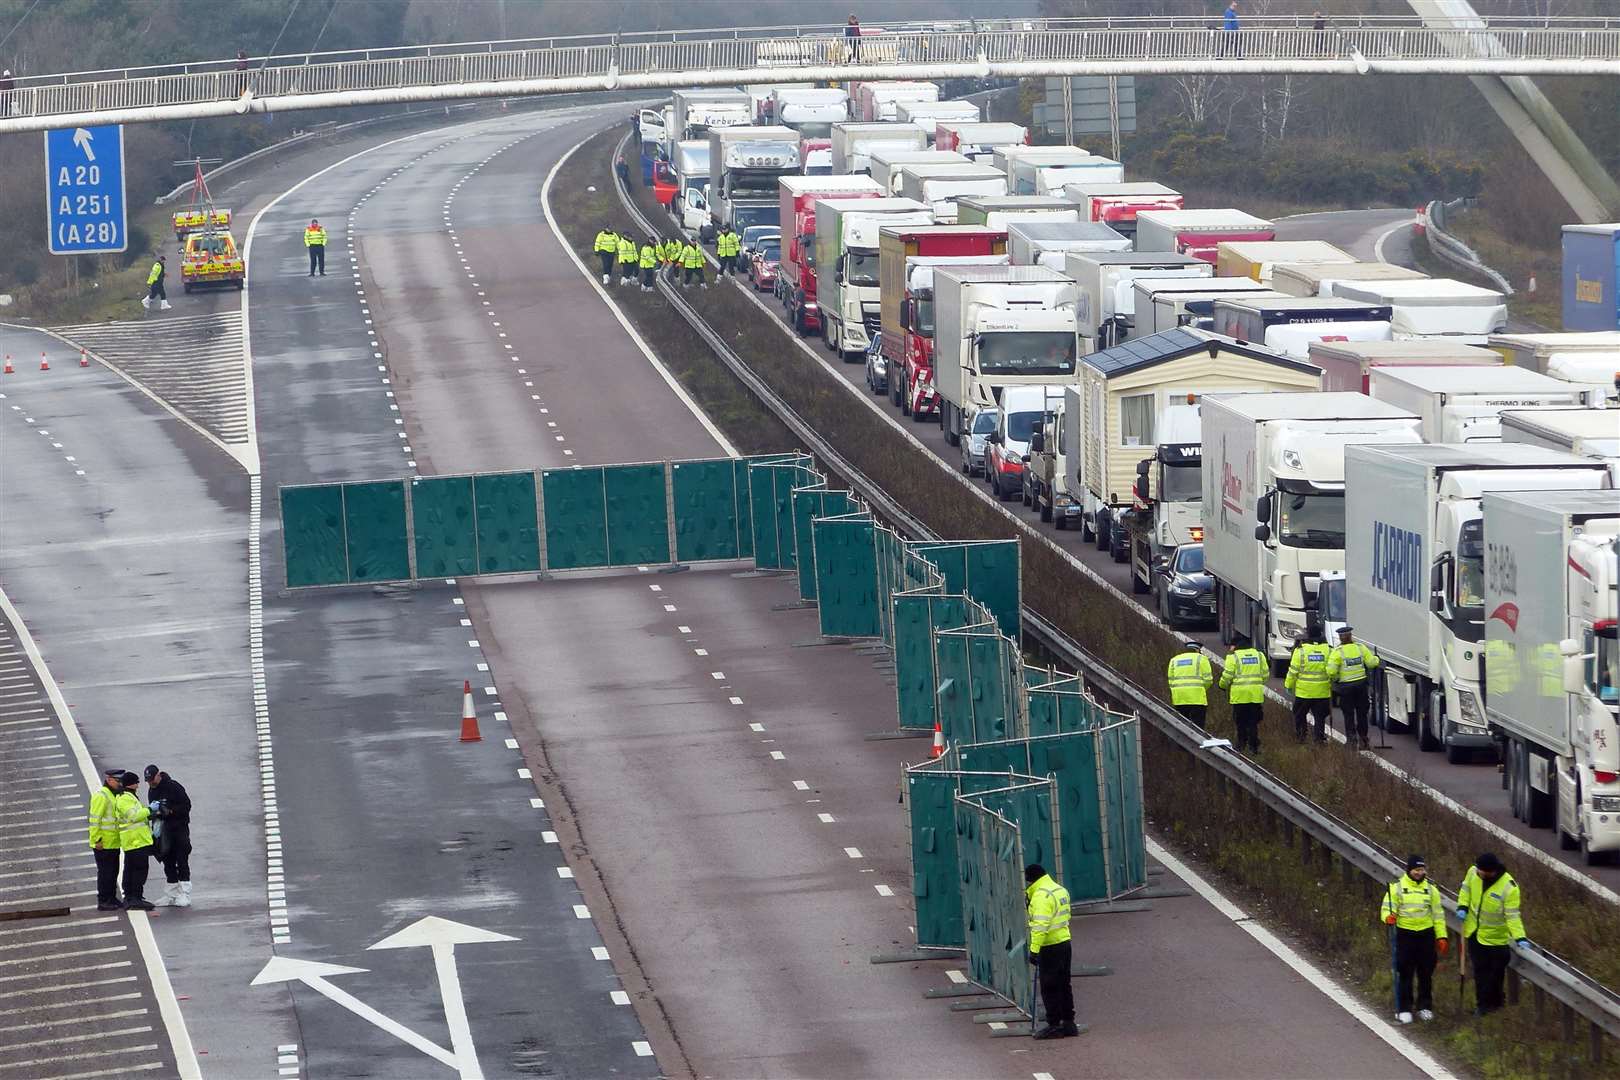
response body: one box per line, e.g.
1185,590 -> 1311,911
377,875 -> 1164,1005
45,124 -> 128,255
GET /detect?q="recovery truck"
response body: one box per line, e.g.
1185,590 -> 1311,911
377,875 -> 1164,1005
1344,444 -> 1609,761
1367,364 -> 1606,443
814,197 -> 933,358
708,125 -> 800,236
777,177 -> 884,335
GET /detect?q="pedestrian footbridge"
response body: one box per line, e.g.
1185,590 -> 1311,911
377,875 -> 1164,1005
2,14 -> 1619,133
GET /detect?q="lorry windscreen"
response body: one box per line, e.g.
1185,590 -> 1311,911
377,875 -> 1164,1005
1595,630 -> 1619,706
914,298 -> 934,336
1456,519 -> 1485,615
1319,577 -> 1346,622
733,205 -> 780,230
794,122 -> 834,139
1160,461 -> 1201,502
977,332 -> 1076,377
845,250 -> 880,287
1276,491 -> 1344,549
1007,410 -> 1041,443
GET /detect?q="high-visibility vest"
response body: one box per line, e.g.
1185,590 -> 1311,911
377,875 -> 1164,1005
1381,874 -> 1446,936
1285,642 -> 1333,699
1166,651 -> 1213,706
718,232 -> 740,257
147,261 -> 164,285
682,244 -> 704,269
1220,647 -> 1268,704
639,245 -> 656,269
594,230 -> 618,254
88,784 -> 120,848
1026,874 -> 1072,951
1328,641 -> 1379,686
1459,867 -> 1525,945
618,237 -> 638,262
114,790 -> 153,850
304,226 -> 327,246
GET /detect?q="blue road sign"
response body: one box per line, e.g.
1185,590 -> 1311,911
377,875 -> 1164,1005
45,124 -> 128,255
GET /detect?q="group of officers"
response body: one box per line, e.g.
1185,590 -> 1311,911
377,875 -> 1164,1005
1166,623 -> 1380,753
591,225 -> 746,292
88,765 -> 192,911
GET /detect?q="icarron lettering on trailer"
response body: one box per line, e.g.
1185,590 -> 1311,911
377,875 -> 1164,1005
1370,521 -> 1422,603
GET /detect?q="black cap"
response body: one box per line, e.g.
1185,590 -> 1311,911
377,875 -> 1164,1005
1183,638 -> 1201,650
1406,854 -> 1426,871
103,767 -> 123,779
144,765 -> 160,782
1476,852 -> 1504,873
120,771 -> 141,787
1025,863 -> 1046,884
1338,625 -> 1354,636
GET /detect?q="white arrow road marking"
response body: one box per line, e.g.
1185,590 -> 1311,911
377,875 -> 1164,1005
251,957 -> 457,1070
72,128 -> 95,161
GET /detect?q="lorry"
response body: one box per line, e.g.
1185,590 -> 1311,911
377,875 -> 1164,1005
1063,250 -> 1213,353
1484,489 -> 1620,857
1500,408 -> 1620,482
1212,296 -> 1394,359
708,125 -> 801,236
1134,209 -> 1276,264
1010,153 -> 1124,196
801,138 -> 833,176
1200,392 -> 1423,670
878,225 -> 1009,419
830,122 -> 929,175
1333,278 -> 1508,343
1215,241 -> 1355,284
1008,221 -> 1130,267
1070,328 -> 1322,567
896,163 -> 1008,220
934,122 -> 1029,162
670,141 -> 713,233
869,150 -> 969,195
1061,181 -> 1183,238
1487,331 -> 1620,373
932,266 -> 1081,448
767,87 -> 848,139
856,81 -> 940,122
777,176 -> 885,334
1563,223 -> 1620,331
956,196 -> 1079,229
814,197 -> 934,358
671,89 -> 753,142
896,99 -> 980,129
1367,365 -> 1605,443
1308,339 -> 1502,393
1345,445 -> 1610,762
1271,260 -> 1429,299
1132,278 -> 1280,337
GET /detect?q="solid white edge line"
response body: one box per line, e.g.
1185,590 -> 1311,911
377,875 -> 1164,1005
1374,217 -> 1416,265
540,134 -> 738,458
0,587 -> 202,1080
1148,838 -> 1452,1080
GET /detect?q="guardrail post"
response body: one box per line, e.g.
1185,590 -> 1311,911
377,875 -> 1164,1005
1299,831 -> 1312,866
1509,967 -> 1522,1007
1592,1020 -> 1604,1067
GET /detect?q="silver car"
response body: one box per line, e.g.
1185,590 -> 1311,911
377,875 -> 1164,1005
960,406 -> 998,476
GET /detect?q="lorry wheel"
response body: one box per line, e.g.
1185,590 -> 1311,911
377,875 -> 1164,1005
1109,530 -> 1128,563
1093,514 -> 1110,552
1040,498 -> 1052,523
1022,482 -> 1033,508
890,376 -> 902,408
1417,690 -> 1442,752
1583,835 -> 1613,866
1558,787 -> 1581,850
1130,567 -> 1146,594
1054,513 -> 1066,532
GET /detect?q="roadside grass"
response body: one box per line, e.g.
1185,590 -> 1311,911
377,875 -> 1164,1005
561,125 -> 1616,1077
1432,215 -> 1563,331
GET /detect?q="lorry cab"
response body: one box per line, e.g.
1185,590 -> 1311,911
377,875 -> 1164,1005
652,160 -> 678,206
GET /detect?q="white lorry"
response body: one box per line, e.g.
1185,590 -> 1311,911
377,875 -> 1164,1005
708,126 -> 800,236
1201,392 -> 1423,671
1308,339 -> 1502,394
830,122 -> 929,175
1271,260 -> 1429,299
1212,296 -> 1393,359
1500,408 -> 1620,482
671,89 -> 753,142
1367,365 -> 1606,443
896,99 -> 980,129
1333,278 -> 1508,344
768,87 -> 848,138
896,162 -> 1008,220
814,197 -> 933,358
1487,332 -> 1620,403
1483,488 -> 1620,860
1010,153 -> 1124,196
934,121 -> 1030,162
1008,221 -> 1130,267
671,140 -> 713,233
869,150 -> 969,195
1131,277 -> 1279,337
1064,251 -> 1212,353
1345,444 -> 1609,762
932,266 -> 1081,448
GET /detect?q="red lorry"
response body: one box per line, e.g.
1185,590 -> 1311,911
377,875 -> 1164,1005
777,176 -> 884,336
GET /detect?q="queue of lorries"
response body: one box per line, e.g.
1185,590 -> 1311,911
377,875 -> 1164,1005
636,83 -> 1620,862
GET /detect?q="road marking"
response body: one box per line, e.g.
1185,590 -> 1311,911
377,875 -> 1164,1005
611,990 -> 631,1005
529,798 -> 544,809
632,1041 -> 654,1057
710,672 -> 725,680
0,1045 -> 162,1073
875,885 -> 894,897
542,831 -> 558,844
749,723 -> 764,732
793,780 -> 810,791
556,867 -> 574,879
592,947 -> 610,961
843,847 -> 863,859
946,969 -> 968,984
573,905 -> 591,920
729,696 -> 743,705
818,813 -> 836,823
504,738 -> 519,749
769,751 -> 786,761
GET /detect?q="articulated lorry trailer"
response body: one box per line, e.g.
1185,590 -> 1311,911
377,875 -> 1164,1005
671,89 -> 753,142
1484,489 -> 1620,860
1345,444 -> 1609,762
1134,209 -> 1274,263
1201,392 -> 1423,671
814,197 -> 933,358
1367,364 -> 1606,443
830,123 -> 928,175
934,121 -> 1029,161
777,176 -> 884,335
869,150 -> 969,195
1064,251 -> 1212,353
1500,408 -> 1620,482
1062,182 -> 1183,238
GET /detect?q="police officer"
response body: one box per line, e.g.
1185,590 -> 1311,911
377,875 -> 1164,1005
1220,643 -> 1268,753
638,241 -> 657,292
663,237 -> 683,281
716,225 -> 741,276
1456,852 -> 1527,1016
1381,854 -> 1447,1024
144,764 -> 192,908
304,218 -> 328,276
682,241 -> 706,288
116,771 -> 155,911
617,232 -> 639,287
89,768 -> 124,911
141,256 -> 171,311
1166,639 -> 1213,727
1025,863 -> 1079,1040
1329,625 -> 1381,750
593,227 -> 619,284
1285,623 -> 1333,742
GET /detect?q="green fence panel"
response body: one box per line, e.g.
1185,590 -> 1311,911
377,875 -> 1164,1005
967,632 -> 1016,742
955,800 -> 1032,1015
959,776 -> 1060,877
964,540 -> 1021,639
473,471 -> 541,574
1027,673 -> 1090,738
907,767 -> 966,949
1102,720 -> 1148,895
933,630 -> 972,746
409,476 -> 477,579
671,458 -> 744,562
342,481 -> 410,583
812,515 -> 880,638
541,468 -> 609,570
281,485 -> 348,587
749,463 -> 790,570
791,486 -> 851,602
733,457 -> 761,560
895,595 -> 969,732
1028,732 -> 1108,903
603,463 -> 671,566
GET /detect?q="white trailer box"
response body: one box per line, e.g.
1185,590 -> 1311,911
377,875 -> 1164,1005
1134,209 -> 1275,262
935,121 -> 1029,162
1368,365 -> 1606,443
1308,339 -> 1503,394
869,150 -> 969,195
1216,240 -> 1355,283
1334,278 -> 1508,343
768,87 -> 849,138
1062,181 -> 1184,235
1134,278 -> 1279,336
1488,331 -> 1620,373
1500,408 -> 1620,482
829,123 -> 928,175
1008,221 -> 1130,267
1213,296 -> 1393,359
1011,155 -> 1124,196
1063,251 -> 1213,351
1346,444 -> 1608,756
1544,353 -> 1620,404
1272,260 -> 1429,298
857,81 -> 939,122
896,162 -> 1008,219
1200,393 -> 1423,664
671,88 -> 753,141
896,100 -> 980,129
956,195 -> 1078,230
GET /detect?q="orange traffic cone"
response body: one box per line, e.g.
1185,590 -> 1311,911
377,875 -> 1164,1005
930,720 -> 945,758
2,355 -> 12,375
458,680 -> 482,742
39,352 -> 49,371
79,349 -> 89,368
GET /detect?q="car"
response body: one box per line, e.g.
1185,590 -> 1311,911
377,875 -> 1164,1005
864,333 -> 888,395
960,405 -> 997,476
1154,542 -> 1216,628
741,225 -> 779,253
747,237 -> 780,293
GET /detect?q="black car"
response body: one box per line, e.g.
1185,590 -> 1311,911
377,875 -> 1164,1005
1155,542 -> 1215,627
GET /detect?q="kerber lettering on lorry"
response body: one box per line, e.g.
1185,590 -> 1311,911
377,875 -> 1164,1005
1370,521 -> 1423,603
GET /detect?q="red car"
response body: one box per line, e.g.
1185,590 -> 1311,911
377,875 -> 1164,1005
747,235 -> 781,293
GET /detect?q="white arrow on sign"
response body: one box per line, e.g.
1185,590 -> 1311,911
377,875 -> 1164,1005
71,128 -> 95,162
251,917 -> 517,1079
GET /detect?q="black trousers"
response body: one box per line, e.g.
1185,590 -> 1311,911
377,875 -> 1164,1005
1176,703 -> 1206,729
1294,697 -> 1331,741
1232,702 -> 1263,753
1471,938 -> 1510,1014
684,266 -> 703,286
147,279 -> 166,301
1339,683 -> 1370,743
307,244 -> 325,275
598,252 -> 614,278
122,844 -> 152,903
718,254 -> 736,275
1393,927 -> 1436,1013
160,826 -> 192,883
1037,939 -> 1074,1027
620,261 -> 637,281
641,266 -> 655,288
94,848 -> 120,904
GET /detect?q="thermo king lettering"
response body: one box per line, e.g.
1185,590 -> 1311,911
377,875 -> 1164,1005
1370,521 -> 1422,603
